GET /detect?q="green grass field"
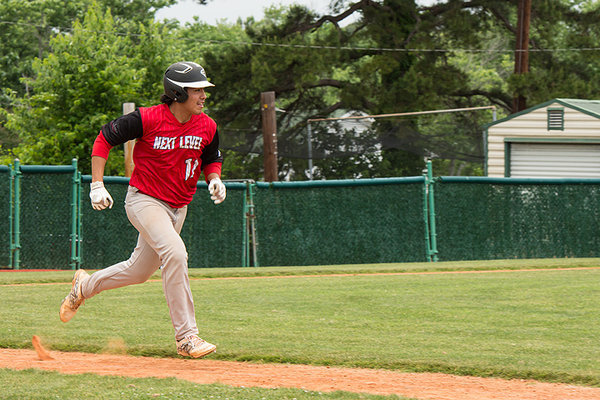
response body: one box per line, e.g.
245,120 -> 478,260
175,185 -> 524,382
0,369 -> 405,400
1,258 -> 600,399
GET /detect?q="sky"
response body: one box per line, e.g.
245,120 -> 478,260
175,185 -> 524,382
155,0 -> 335,25
155,0 -> 439,25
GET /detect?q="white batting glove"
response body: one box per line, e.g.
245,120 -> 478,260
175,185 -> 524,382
208,177 -> 226,205
90,181 -> 114,210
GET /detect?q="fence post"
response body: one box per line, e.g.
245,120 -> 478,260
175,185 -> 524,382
70,158 -> 81,270
423,167 -> 432,261
248,182 -> 258,267
12,159 -> 21,269
240,180 -> 259,267
426,161 -> 439,262
307,122 -> 313,180
77,169 -> 83,269
8,163 -> 14,269
241,183 -> 248,267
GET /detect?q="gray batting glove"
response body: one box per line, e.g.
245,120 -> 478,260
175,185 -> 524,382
208,177 -> 226,205
90,181 -> 114,210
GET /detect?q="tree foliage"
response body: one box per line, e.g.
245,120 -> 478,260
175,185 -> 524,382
2,0 -> 600,179
0,0 -> 175,100
3,2 -> 173,173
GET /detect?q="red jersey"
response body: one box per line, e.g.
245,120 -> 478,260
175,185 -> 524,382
92,103 -> 223,208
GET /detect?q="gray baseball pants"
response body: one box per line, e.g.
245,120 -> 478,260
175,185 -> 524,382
80,185 -> 198,341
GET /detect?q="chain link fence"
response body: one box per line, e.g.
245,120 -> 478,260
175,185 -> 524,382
80,179 -> 135,268
181,182 -> 248,268
433,177 -> 600,261
254,178 -> 428,266
19,167 -> 76,268
79,178 -> 248,269
0,166 -> 9,267
3,162 -> 600,269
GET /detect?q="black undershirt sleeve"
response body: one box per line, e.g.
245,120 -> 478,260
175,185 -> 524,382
100,109 -> 143,146
201,129 -> 224,168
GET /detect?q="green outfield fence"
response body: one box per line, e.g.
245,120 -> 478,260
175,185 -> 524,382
433,176 -> 600,260
0,165 -> 9,268
79,176 -> 249,269
2,159 -> 600,269
253,178 -> 428,266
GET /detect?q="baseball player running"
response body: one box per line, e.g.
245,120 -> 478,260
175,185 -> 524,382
59,61 -> 226,359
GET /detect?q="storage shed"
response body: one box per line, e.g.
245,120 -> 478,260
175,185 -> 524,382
485,98 -> 600,178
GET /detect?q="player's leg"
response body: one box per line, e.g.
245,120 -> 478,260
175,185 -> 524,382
60,186 -> 163,322
80,186 -> 168,297
123,188 -> 213,357
61,236 -> 160,322
81,233 -> 161,298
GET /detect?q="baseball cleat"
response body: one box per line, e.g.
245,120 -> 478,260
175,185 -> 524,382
59,269 -> 90,323
176,335 -> 216,358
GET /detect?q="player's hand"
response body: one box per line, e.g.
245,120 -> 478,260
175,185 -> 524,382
90,181 -> 114,210
208,177 -> 226,205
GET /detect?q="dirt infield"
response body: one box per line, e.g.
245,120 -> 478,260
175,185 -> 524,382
2,347 -> 600,399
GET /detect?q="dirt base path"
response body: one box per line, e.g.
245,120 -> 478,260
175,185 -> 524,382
1,348 -> 600,400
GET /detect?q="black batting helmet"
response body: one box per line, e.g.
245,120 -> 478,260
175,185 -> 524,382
163,61 -> 214,103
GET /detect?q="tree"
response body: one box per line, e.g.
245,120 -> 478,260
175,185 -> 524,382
3,2 -> 173,173
0,0 -> 177,160
0,0 -> 176,101
181,1 -> 475,179
4,0 -> 600,180
196,0 -> 600,179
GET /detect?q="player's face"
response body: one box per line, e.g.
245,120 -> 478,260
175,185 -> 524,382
183,87 -> 207,114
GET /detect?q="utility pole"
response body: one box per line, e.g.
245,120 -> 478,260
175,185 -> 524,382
513,0 -> 531,113
261,91 -> 278,182
123,102 -> 136,177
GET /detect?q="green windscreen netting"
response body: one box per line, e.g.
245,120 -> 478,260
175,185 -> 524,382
81,180 -> 247,269
81,180 -> 136,268
19,170 -> 74,268
433,178 -> 600,261
11,166 -> 600,268
0,166 -> 9,267
182,182 -> 246,268
254,178 -> 428,266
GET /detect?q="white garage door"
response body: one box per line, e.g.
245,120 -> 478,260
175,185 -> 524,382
510,143 -> 600,178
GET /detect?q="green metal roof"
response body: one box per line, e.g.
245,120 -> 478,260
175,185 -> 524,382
485,98 -> 600,128
556,98 -> 600,117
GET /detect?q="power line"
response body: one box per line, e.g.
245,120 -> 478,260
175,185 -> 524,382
307,106 -> 497,122
197,39 -> 600,53
2,19 -> 600,53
